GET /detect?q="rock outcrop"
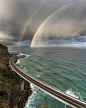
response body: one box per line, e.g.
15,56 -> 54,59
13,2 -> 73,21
0,69 -> 32,108
0,44 -> 9,57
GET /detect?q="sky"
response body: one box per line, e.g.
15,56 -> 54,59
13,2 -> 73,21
0,0 -> 86,46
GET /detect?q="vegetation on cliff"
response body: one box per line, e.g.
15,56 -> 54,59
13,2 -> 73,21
0,44 -> 7,49
0,43 -> 32,108
0,67 -> 32,108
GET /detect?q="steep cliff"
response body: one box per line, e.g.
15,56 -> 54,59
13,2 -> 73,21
0,44 -> 32,108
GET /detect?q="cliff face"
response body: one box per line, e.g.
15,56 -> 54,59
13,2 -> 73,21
0,70 -> 32,108
6,72 -> 32,108
0,44 -> 9,57
0,44 -> 32,108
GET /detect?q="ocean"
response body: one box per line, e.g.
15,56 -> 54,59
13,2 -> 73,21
8,47 -> 86,108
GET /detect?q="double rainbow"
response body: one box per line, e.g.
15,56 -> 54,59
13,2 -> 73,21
30,0 -> 84,47
20,1 -> 48,42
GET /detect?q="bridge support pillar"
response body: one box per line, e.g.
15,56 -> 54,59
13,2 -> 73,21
20,78 -> 24,92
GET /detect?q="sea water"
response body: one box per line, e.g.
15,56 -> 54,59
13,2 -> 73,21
8,47 -> 86,108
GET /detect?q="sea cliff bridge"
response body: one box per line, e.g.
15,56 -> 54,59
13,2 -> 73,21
9,55 -> 86,108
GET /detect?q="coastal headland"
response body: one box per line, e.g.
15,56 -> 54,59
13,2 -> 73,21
0,43 -> 32,108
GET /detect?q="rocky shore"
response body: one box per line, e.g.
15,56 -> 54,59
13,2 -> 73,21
0,43 -> 32,108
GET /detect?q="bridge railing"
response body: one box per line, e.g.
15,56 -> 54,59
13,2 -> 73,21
9,55 -> 86,108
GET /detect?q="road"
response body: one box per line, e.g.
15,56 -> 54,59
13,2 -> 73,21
9,55 -> 86,108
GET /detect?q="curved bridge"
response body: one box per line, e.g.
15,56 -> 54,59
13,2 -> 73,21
9,55 -> 86,108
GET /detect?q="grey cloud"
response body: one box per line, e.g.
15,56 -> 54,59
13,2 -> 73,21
34,0 -> 86,40
0,0 -> 86,44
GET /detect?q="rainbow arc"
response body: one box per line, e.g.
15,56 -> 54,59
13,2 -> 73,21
20,1 -> 48,42
30,0 -> 84,47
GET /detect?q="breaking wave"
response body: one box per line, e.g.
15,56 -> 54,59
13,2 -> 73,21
19,53 -> 30,58
65,89 -> 83,100
16,59 -> 20,64
24,84 -> 38,108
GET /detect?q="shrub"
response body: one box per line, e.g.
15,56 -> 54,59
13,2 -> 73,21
0,100 -> 2,105
5,58 -> 10,62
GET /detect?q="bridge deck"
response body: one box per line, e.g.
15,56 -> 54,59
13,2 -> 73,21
9,56 -> 86,108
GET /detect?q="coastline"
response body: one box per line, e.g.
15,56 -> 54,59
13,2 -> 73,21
24,84 -> 37,108
13,53 -> 37,108
9,54 -> 33,108
13,55 -> 33,108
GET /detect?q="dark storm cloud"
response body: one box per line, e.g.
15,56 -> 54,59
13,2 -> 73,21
0,0 -> 45,39
0,0 -> 86,42
34,0 -> 86,42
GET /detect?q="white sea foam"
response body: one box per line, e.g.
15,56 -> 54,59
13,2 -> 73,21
23,67 -> 28,73
19,53 -> 30,58
65,89 -> 82,99
13,51 -> 17,52
24,84 -> 38,108
16,59 -> 20,64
